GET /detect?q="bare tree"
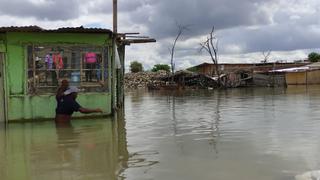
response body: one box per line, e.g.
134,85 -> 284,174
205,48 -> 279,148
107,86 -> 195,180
262,50 -> 271,63
169,23 -> 188,75
200,26 -> 220,85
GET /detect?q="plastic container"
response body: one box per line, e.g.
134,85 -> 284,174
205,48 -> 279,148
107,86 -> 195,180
70,72 -> 80,86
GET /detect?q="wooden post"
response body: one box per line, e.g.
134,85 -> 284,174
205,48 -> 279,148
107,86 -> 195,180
0,52 -> 6,123
305,70 -> 308,86
32,45 -> 36,93
112,0 -> 118,112
80,52 -> 83,87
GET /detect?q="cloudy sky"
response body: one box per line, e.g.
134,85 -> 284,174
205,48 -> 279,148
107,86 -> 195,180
0,0 -> 320,71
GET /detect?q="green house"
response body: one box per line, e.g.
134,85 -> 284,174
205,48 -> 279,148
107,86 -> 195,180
0,26 -> 126,122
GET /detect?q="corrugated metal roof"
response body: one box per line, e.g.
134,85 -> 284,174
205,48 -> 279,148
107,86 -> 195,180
0,26 -> 112,34
271,66 -> 310,72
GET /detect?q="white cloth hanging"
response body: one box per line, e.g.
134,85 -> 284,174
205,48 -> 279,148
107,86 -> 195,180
115,45 -> 122,69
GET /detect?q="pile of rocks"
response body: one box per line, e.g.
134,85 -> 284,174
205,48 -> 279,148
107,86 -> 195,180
124,71 -> 168,89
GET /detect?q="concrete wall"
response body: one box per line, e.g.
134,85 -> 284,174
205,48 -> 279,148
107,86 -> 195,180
3,32 -> 114,121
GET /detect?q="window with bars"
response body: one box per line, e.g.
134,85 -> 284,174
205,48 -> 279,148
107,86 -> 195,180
27,45 -> 109,94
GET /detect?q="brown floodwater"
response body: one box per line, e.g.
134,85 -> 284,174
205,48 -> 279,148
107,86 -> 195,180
1,86 -> 320,180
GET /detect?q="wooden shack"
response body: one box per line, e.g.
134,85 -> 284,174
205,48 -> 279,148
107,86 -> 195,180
0,26 -> 124,122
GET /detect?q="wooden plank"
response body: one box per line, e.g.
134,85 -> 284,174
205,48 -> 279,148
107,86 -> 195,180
0,53 -> 5,122
121,38 -> 156,45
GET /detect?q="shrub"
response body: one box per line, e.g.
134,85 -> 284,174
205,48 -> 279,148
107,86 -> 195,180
151,64 -> 170,72
308,52 -> 320,62
130,61 -> 144,73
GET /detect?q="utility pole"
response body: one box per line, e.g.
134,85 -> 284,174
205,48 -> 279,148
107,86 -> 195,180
113,0 -> 117,34
112,0 -> 121,111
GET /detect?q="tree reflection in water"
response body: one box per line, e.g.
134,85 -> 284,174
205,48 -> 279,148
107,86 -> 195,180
167,90 -> 222,155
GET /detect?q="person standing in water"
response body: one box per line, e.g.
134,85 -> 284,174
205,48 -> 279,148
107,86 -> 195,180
56,79 -> 69,101
55,86 -> 103,123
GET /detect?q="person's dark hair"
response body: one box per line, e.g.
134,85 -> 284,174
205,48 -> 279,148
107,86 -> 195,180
56,79 -> 69,99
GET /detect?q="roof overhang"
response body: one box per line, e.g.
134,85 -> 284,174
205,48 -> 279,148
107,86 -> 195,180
117,33 -> 156,45
0,26 -> 113,34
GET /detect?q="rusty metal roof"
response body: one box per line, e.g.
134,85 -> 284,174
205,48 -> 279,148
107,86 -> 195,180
0,26 -> 112,34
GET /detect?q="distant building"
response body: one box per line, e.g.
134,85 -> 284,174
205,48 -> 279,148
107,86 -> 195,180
271,62 -> 320,85
187,62 -> 310,76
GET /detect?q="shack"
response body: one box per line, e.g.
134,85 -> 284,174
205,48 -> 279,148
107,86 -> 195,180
188,62 -> 309,76
0,26 -> 155,122
272,62 -> 320,85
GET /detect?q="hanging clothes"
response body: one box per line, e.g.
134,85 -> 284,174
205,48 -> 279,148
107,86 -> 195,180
115,45 -> 121,69
85,52 -> 97,64
84,52 -> 97,82
53,53 -> 63,69
96,59 -> 108,81
45,54 -> 53,69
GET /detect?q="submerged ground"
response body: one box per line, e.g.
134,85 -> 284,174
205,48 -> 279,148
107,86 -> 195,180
1,86 -> 320,180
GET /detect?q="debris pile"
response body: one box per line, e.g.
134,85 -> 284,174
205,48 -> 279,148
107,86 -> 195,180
124,71 -> 168,89
159,70 -> 219,89
125,69 -> 254,90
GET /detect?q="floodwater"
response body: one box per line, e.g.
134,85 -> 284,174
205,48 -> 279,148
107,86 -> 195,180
2,86 -> 320,180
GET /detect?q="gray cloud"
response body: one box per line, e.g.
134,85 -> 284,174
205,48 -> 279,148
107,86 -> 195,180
124,0 -> 320,58
0,0 -> 80,20
1,0 -> 320,68
126,0 -> 274,39
87,0 -> 146,14
218,22 -> 320,54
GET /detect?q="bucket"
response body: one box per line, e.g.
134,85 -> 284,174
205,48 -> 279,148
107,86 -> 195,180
70,72 -> 80,86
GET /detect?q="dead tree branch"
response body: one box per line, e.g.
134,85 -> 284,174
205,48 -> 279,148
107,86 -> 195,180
200,26 -> 220,86
170,23 -> 188,75
262,51 -> 271,63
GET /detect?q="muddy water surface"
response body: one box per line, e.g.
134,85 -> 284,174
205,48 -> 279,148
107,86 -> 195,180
1,86 -> 320,180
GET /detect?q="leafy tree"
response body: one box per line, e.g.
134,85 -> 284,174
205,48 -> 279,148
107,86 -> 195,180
130,61 -> 144,73
151,64 -> 170,72
308,52 -> 320,62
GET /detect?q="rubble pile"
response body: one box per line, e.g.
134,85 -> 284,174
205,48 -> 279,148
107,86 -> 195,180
125,69 -> 254,90
124,71 -> 168,89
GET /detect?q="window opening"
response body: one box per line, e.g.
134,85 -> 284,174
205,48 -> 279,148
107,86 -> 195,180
27,45 -> 109,94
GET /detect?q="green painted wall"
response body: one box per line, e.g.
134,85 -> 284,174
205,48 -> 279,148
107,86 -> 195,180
0,43 -> 5,52
4,32 -> 114,121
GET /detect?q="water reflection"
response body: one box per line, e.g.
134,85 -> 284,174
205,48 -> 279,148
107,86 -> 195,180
4,87 -> 320,180
3,113 -> 129,180
0,123 -> 6,179
124,88 -> 320,180
167,90 -> 221,154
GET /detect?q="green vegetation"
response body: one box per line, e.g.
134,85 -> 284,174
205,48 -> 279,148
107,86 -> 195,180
130,61 -> 144,73
308,52 -> 320,62
151,64 -> 170,72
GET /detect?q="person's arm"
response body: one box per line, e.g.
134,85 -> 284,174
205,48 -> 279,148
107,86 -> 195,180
71,100 -> 103,114
78,107 -> 103,114
56,88 -> 63,99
